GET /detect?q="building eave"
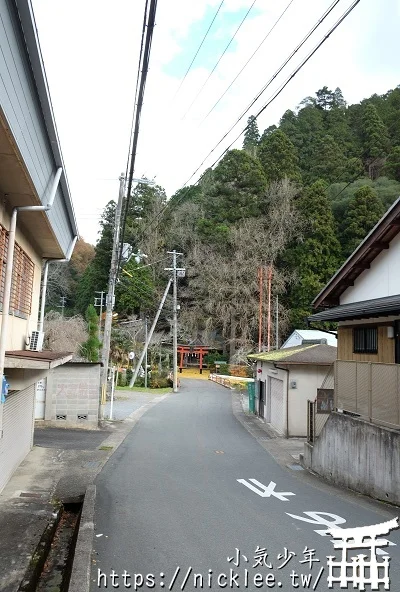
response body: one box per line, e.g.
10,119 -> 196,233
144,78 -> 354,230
312,196 -> 400,309
13,0 -> 78,238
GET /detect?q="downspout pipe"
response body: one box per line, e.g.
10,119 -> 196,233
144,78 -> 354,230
0,167 -> 62,387
38,235 -> 78,332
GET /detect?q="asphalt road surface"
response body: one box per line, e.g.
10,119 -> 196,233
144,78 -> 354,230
91,379 -> 400,591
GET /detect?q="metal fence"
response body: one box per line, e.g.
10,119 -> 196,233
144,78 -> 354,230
307,365 -> 334,444
335,360 -> 400,430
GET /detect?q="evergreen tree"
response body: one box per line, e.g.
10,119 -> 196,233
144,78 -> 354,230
200,149 -> 267,229
258,129 -> 301,184
243,115 -> 260,157
341,185 -> 385,257
116,258 -> 155,316
75,201 -> 115,314
361,103 -> 390,178
384,146 -> 400,182
80,304 -> 101,362
282,181 -> 341,328
309,135 -> 345,184
315,86 -> 336,110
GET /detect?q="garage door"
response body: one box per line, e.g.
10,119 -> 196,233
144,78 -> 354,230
269,377 -> 285,435
0,385 -> 35,493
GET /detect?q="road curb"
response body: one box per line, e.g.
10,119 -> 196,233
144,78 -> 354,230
68,484 -> 96,592
68,394 -> 170,592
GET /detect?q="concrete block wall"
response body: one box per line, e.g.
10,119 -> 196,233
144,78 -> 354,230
44,363 -> 101,429
303,412 -> 400,505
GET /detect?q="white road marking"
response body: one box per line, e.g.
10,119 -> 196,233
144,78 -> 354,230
286,511 -> 397,556
237,479 -> 295,501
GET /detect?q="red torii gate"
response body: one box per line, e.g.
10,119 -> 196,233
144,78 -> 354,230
177,345 -> 211,375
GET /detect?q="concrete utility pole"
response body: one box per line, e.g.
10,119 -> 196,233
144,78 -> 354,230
144,316 -> 148,390
166,250 -> 183,393
58,295 -> 67,317
101,173 -> 125,402
94,291 -> 105,341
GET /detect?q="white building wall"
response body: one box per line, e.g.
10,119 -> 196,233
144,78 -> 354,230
0,205 -> 42,351
256,361 -> 288,436
287,365 -> 330,437
341,233 -> 400,305
281,332 -> 303,349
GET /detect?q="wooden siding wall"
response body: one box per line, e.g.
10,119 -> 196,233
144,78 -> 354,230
0,0 -> 74,254
338,326 -> 395,363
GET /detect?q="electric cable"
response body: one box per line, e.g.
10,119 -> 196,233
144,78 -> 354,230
187,0 -> 362,185
133,0 -> 362,240
182,0 -> 258,119
200,0 -> 296,124
124,0 -> 149,183
172,0 -> 225,100
118,0 -> 158,268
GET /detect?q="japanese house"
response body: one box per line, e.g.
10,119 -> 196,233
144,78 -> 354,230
248,344 -> 337,437
281,329 -> 337,349
304,196 -> 400,504
0,0 -> 78,492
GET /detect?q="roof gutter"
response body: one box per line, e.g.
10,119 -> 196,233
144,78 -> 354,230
14,0 -> 78,237
38,234 -> 78,333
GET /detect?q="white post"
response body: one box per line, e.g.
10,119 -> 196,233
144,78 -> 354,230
144,316 -> 148,390
129,279 -> 172,387
109,367 -> 115,420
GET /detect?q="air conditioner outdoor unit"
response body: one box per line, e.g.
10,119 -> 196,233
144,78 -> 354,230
29,331 -> 44,352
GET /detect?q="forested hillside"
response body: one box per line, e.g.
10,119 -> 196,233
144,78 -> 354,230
65,85 -> 400,359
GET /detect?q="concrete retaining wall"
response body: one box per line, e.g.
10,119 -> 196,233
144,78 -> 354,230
303,412 -> 400,505
42,363 -> 101,429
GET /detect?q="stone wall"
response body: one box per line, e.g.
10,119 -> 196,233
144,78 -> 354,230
303,412 -> 400,505
43,363 -> 101,429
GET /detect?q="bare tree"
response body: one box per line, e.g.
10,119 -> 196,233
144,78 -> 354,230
43,311 -> 88,358
178,179 -> 302,356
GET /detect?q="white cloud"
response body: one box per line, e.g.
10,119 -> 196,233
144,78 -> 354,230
32,0 -> 400,244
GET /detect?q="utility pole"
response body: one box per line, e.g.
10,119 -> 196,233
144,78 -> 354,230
258,266 -> 263,352
144,316 -> 148,390
267,265 -> 273,352
101,173 -> 125,404
166,250 -> 184,393
94,291 -> 105,342
58,295 -> 67,317
275,295 -> 279,350
129,279 -> 173,388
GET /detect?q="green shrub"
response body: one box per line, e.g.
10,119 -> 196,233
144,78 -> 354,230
219,363 -> 230,375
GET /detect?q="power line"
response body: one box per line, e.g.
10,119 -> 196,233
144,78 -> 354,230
124,0 -> 149,183
182,0 -> 258,119
172,0 -> 225,100
200,0 -> 297,124
118,0 -> 158,268
190,0 -> 363,183
189,0 -> 344,183
133,0 -> 362,239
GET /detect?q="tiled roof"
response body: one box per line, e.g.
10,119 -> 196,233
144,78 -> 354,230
248,344 -> 337,365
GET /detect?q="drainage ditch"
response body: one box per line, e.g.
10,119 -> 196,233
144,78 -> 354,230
18,500 -> 83,592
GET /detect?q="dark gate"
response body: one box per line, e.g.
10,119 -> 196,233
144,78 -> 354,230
258,380 -> 265,418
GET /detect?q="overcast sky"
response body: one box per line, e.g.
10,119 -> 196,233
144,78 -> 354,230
32,0 -> 400,245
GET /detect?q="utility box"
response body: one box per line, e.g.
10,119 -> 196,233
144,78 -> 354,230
247,382 -> 256,414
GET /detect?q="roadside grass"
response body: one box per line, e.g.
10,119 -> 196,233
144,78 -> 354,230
116,386 -> 172,394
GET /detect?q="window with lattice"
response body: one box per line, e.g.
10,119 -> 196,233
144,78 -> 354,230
0,223 -> 34,318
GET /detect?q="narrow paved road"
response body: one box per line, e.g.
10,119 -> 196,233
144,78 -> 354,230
91,379 -> 400,591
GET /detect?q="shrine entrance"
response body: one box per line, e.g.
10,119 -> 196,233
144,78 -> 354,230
177,345 -> 212,375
